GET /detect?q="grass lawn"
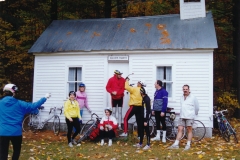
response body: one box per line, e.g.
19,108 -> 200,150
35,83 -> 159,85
9,128 -> 240,160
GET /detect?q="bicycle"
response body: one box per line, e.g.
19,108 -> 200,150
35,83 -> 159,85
214,109 -> 238,143
77,113 -> 101,143
133,107 -> 206,142
132,107 -> 176,137
22,106 -> 63,136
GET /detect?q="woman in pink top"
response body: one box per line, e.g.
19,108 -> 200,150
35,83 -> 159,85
76,83 -> 91,117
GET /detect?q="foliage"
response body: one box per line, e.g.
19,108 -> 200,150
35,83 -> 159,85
216,91 -> 240,117
16,130 -> 240,160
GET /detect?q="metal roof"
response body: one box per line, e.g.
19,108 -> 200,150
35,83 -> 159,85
28,11 -> 218,53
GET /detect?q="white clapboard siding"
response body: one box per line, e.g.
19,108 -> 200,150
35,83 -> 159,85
128,51 -> 213,127
33,54 -> 108,124
32,50 -> 213,129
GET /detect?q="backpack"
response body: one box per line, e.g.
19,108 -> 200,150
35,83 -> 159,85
89,120 -> 100,140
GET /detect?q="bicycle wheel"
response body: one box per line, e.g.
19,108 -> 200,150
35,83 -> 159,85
166,120 -> 177,141
166,119 -> 185,141
191,120 -> 206,142
22,114 -> 39,132
218,122 -> 230,142
233,132 -> 238,143
77,119 -> 95,143
53,116 -> 60,136
149,118 -> 156,137
226,123 -> 238,143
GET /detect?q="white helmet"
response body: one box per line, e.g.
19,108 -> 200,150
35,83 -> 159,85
104,107 -> 112,114
3,84 -> 18,93
138,80 -> 146,87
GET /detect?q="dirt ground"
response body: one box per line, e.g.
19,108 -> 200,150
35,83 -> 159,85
22,130 -> 68,142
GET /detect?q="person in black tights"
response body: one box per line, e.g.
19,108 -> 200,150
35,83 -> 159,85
64,91 -> 81,147
151,80 -> 168,143
139,87 -> 151,150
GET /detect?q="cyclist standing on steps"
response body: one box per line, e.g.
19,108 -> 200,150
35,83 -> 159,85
151,80 -> 168,143
64,91 -> 81,147
168,84 -> 199,151
0,84 -> 51,160
106,70 -> 125,130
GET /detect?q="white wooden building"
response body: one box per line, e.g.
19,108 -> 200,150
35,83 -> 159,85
28,0 -> 217,136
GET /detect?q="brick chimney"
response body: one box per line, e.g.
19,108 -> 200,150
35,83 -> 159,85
180,0 -> 206,20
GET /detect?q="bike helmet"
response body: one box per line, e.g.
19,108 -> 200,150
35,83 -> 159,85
169,113 -> 176,121
3,84 -> 18,93
114,70 -> 122,75
69,91 -> 76,97
138,80 -> 146,87
79,82 -> 85,87
104,107 -> 112,115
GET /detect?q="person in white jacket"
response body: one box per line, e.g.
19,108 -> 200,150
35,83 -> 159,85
168,84 -> 199,151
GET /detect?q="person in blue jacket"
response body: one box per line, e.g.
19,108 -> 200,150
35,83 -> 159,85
151,80 -> 168,143
0,84 -> 51,160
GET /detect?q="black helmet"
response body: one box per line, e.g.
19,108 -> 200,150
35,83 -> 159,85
69,91 -> 76,97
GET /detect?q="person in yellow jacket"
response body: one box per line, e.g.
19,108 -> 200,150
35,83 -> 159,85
64,91 -> 81,147
119,78 -> 145,140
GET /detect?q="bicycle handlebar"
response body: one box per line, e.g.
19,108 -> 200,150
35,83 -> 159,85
49,107 -> 63,115
91,113 -> 100,119
213,109 -> 228,117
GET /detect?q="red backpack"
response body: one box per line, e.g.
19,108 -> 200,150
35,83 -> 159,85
89,121 -> 100,140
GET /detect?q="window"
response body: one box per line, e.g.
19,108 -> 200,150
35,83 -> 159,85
157,66 -> 172,97
68,67 -> 82,92
184,0 -> 200,2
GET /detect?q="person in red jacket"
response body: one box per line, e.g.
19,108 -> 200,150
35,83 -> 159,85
99,108 -> 118,146
106,70 -> 125,130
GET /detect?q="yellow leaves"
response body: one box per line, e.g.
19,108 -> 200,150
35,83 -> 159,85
130,28 -> 136,33
145,23 -> 152,31
157,24 -> 166,30
216,92 -> 240,116
198,154 -> 203,159
76,153 -> 84,158
66,32 -> 72,35
215,147 -> 223,151
91,32 -> 101,38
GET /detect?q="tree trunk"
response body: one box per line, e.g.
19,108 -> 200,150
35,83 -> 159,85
104,0 -> 112,18
233,0 -> 240,118
50,0 -> 58,21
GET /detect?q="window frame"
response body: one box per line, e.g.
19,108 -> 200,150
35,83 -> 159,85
156,65 -> 174,101
184,0 -> 201,2
65,65 -> 83,99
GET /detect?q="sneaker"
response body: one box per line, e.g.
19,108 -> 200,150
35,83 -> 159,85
119,133 -> 128,137
162,137 -> 166,143
108,139 -> 112,146
151,136 -> 160,141
133,143 -> 142,148
142,145 -> 150,150
100,139 -> 104,146
183,145 -> 190,151
72,139 -> 77,145
68,142 -> 73,147
167,144 -> 179,149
